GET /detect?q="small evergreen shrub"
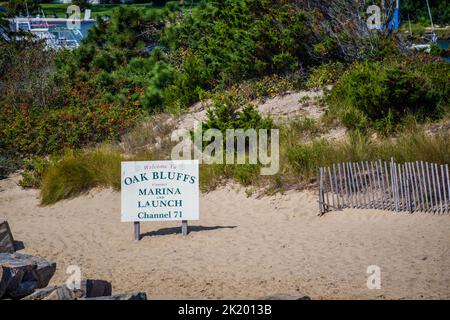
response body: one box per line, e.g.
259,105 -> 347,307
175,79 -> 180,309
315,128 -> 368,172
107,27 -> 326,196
306,62 -> 345,89
328,56 -> 449,133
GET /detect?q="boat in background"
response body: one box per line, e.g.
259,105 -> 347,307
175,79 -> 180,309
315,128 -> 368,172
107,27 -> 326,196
8,9 -> 96,49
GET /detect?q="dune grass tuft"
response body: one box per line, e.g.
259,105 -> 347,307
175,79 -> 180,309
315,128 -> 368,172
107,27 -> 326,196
40,146 -> 122,205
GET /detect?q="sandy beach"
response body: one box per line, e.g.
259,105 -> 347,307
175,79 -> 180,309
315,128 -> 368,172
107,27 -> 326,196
1,174 -> 449,299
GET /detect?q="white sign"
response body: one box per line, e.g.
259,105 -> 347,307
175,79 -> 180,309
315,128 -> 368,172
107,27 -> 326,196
121,160 -> 199,222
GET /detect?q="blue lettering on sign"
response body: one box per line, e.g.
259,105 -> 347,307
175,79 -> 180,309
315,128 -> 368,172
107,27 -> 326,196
124,171 -> 196,185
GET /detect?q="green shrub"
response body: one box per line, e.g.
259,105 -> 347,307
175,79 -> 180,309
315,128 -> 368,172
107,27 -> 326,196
306,62 -> 345,89
202,94 -> 273,133
162,0 -> 320,86
0,103 -> 141,156
328,56 -> 450,133
19,157 -> 53,189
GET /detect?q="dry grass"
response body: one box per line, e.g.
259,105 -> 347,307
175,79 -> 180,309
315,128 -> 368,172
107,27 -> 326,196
39,113 -> 450,205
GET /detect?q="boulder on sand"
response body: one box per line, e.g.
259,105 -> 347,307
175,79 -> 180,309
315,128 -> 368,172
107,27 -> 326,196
0,253 -> 36,298
42,285 -> 85,300
24,280 -> 112,300
21,286 -> 59,300
23,254 -> 57,288
0,220 -> 15,253
0,252 -> 56,299
80,279 -> 112,298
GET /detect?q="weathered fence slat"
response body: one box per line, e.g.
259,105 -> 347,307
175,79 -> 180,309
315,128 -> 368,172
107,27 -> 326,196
347,162 -> 355,208
446,164 -> 450,213
420,161 -> 430,212
328,166 -> 335,210
332,164 -> 340,209
403,164 -> 410,213
426,162 -> 433,213
441,165 -> 447,214
352,162 -> 362,208
407,163 -> 414,212
431,163 -> 438,213
362,161 -> 373,208
359,162 -> 366,208
384,162 -> 392,210
398,164 -> 405,211
337,163 -> 344,208
323,167 -> 329,211
409,163 -> 418,212
348,162 -> 355,208
436,164 -> 443,214
319,168 -> 325,215
379,160 -> 387,210
370,162 -> 378,209
342,163 -> 349,208
390,160 -> 398,211
415,162 -> 424,212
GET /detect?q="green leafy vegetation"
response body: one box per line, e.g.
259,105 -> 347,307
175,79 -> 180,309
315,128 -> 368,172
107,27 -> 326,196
1,1 -> 449,202
327,55 -> 449,133
201,94 -> 273,134
401,0 -> 449,26
306,62 -> 346,89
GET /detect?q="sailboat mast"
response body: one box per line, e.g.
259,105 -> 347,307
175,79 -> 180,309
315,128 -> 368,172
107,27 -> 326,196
425,0 -> 437,42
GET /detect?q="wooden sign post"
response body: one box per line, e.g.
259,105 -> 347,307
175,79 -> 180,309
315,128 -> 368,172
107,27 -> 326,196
134,222 -> 140,241
182,220 -> 188,236
121,160 -> 199,241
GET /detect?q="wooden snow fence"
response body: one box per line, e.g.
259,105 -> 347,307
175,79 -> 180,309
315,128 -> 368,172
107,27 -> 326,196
318,159 -> 450,215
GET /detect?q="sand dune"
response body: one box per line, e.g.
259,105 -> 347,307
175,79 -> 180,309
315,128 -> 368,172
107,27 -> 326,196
1,174 -> 449,299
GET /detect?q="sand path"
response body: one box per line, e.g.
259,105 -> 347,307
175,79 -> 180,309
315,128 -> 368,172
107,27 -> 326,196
1,175 -> 449,299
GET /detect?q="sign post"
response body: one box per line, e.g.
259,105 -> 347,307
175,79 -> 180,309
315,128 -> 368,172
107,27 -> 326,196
181,220 -> 188,236
121,160 -> 199,241
134,222 -> 140,241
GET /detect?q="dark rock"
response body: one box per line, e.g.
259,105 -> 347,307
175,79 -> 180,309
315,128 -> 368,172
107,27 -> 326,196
80,292 -> 148,300
26,254 -> 56,288
259,294 -> 311,300
23,279 -> 112,300
0,252 -> 56,299
43,285 -> 84,300
0,253 -> 35,299
0,220 -> 15,253
22,286 -> 59,300
81,279 -> 112,298
0,266 -> 4,298
9,280 -> 39,298
7,253 -> 56,288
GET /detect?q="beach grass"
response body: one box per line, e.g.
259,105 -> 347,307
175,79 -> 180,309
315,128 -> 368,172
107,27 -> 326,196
40,146 -> 122,205
286,130 -> 450,179
38,119 -> 450,205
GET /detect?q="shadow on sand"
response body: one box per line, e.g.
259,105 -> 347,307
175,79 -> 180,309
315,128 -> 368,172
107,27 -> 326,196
141,225 -> 237,238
